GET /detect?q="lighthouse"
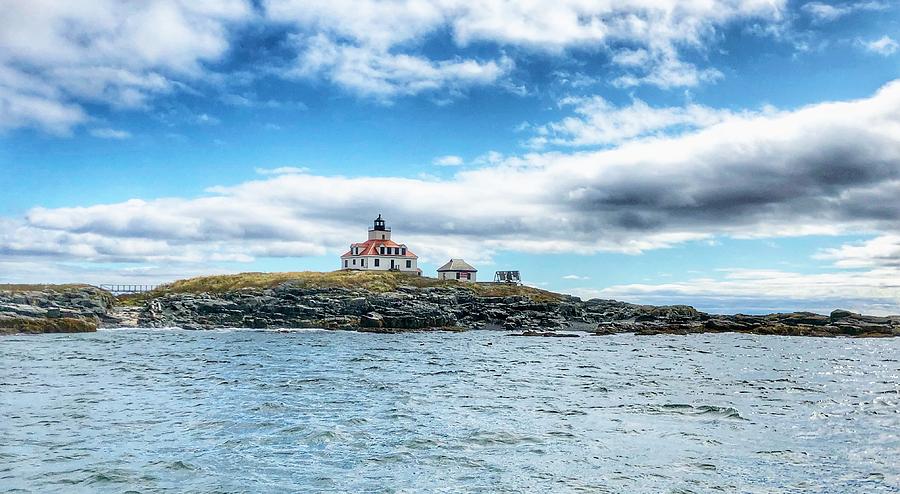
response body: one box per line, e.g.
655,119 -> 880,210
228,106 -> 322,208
340,215 -> 421,274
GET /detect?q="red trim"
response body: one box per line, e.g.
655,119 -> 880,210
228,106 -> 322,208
342,238 -> 418,258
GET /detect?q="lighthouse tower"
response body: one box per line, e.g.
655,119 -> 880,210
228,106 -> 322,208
369,214 -> 390,240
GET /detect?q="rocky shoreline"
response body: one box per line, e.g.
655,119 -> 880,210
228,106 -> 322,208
0,285 -> 114,335
2,280 -> 898,337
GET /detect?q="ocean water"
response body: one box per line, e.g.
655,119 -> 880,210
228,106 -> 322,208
1,329 -> 898,493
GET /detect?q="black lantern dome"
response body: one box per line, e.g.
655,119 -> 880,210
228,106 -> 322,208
373,214 -> 386,231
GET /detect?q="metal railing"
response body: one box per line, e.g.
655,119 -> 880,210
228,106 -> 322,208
97,284 -> 158,294
493,271 -> 522,284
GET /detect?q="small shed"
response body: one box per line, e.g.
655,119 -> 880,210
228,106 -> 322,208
437,259 -> 477,282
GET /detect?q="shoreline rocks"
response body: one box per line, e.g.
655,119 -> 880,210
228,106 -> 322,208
2,281 -> 898,337
130,284 -> 900,337
0,316 -> 97,335
592,308 -> 900,338
0,286 -> 111,334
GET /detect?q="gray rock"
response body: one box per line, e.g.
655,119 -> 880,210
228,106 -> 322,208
359,311 -> 384,328
5,280 -> 896,338
0,286 -> 112,334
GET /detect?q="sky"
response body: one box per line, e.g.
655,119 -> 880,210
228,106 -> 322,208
1,0 -> 900,314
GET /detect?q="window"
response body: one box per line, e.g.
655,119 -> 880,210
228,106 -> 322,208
406,260 -> 411,268
380,246 -> 384,255
352,259 -> 356,265
382,234 -> 385,239
374,259 -> 380,267
344,260 -> 348,268
456,272 -> 461,279
401,247 -> 406,255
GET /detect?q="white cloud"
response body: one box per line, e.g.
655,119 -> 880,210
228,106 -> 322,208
861,36 -> 899,56
562,274 -> 590,280
5,80 -> 900,289
90,128 -> 132,139
433,155 -> 464,166
220,93 -> 307,110
815,235 -> 900,268
612,51 -> 724,89
266,0 -> 786,95
528,96 -> 752,148
0,258 -> 236,286
472,151 -> 505,166
195,113 -> 221,125
285,33 -> 510,99
0,86 -> 86,135
801,1 -> 888,23
575,267 -> 900,315
254,166 -> 311,175
443,0 -> 785,66
0,0 -> 791,128
802,2 -> 849,22
0,0 -> 253,133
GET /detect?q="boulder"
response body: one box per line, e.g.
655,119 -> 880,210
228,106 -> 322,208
508,331 -> 579,337
0,315 -> 97,334
359,311 -> 384,329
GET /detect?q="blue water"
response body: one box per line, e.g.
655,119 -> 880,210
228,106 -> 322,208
1,329 -> 898,493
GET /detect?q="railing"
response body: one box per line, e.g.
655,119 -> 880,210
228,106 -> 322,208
97,284 -> 158,294
494,271 -> 522,284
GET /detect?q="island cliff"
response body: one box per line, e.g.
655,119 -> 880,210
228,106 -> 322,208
0,284 -> 113,335
2,272 -> 898,337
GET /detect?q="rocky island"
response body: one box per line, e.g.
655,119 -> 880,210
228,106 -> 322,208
0,284 -> 115,335
2,272 -> 898,337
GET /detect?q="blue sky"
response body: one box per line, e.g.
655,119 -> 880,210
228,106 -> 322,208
2,0 -> 900,314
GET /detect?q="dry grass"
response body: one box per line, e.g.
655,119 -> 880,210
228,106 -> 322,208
138,270 -> 562,302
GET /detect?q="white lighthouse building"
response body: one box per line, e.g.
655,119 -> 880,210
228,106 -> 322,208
340,215 -> 420,274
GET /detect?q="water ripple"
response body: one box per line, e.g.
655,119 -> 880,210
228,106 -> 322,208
1,330 -> 898,493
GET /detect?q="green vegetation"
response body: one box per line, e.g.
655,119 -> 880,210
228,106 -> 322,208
0,316 -> 97,334
136,270 -> 563,302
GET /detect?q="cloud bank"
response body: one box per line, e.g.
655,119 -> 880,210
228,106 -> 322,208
5,80 -> 900,275
0,0 -> 252,133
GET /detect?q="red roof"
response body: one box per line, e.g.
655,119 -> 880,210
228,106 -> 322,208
341,238 -> 418,258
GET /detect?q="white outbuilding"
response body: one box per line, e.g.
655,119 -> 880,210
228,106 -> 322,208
437,259 -> 477,282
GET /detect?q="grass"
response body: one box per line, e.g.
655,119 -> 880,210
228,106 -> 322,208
132,270 -> 563,302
